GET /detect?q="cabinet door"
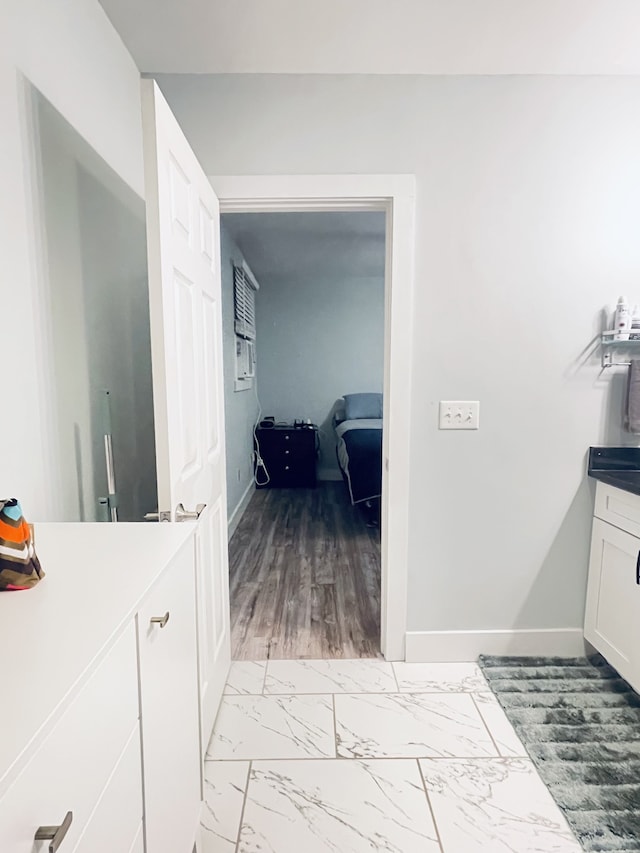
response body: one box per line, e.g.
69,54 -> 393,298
137,540 -> 201,853
584,518 -> 640,690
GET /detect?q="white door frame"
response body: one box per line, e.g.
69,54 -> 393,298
210,174 -> 416,661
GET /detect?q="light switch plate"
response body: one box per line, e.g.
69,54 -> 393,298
439,401 -> 480,430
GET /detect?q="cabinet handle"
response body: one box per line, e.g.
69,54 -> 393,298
636,550 -> 640,585
35,811 -> 73,852
150,611 -> 170,628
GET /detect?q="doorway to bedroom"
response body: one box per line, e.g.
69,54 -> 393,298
220,210 -> 386,660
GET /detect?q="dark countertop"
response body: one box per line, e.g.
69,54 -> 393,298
588,446 -> 640,497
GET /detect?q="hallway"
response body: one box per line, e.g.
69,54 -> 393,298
229,484 -> 381,660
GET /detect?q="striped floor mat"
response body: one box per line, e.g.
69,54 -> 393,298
478,655 -> 640,852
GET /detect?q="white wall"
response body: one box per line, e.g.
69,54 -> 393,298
155,73 -> 640,637
0,0 -> 143,519
220,225 -> 259,523
256,272 -> 384,478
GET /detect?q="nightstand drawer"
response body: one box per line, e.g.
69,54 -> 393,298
260,460 -> 316,488
265,445 -> 310,464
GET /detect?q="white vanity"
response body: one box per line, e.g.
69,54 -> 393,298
585,480 -> 640,693
0,522 -> 207,853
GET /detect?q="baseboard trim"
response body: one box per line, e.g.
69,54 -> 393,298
405,628 -> 586,662
228,481 -> 255,539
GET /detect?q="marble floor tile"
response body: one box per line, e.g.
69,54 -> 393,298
393,661 -> 488,693
207,694 -> 336,760
335,692 -> 498,758
473,692 -> 528,757
201,762 -> 249,852
238,759 -> 440,853
420,757 -> 582,853
264,658 -> 397,694
224,661 -> 266,695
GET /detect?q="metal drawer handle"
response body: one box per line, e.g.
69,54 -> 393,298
150,611 -> 170,628
35,811 -> 73,852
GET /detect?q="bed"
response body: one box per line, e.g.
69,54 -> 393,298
334,393 -> 383,506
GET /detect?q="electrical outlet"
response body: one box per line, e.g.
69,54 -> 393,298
439,401 -> 479,430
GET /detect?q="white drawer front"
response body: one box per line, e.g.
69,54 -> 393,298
0,622 -> 138,852
72,725 -> 142,853
595,480 -> 640,537
127,824 -> 144,853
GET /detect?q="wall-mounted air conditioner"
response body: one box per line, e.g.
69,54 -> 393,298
236,338 -> 256,379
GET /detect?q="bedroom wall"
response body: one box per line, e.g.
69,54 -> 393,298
1,0 -> 144,519
153,73 -> 640,647
220,224 -> 259,528
256,271 -> 384,479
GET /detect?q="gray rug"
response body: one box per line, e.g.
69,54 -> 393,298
478,655 -> 640,853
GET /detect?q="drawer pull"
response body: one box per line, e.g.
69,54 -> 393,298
636,550 -> 640,585
150,611 -> 170,628
35,811 -> 73,852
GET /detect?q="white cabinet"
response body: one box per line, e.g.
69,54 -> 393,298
137,540 -> 201,853
0,523 -> 206,853
73,728 -> 143,853
0,624 -> 140,853
585,483 -> 640,692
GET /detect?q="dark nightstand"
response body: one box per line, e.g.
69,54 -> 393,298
254,425 -> 317,488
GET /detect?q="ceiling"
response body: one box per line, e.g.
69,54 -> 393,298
222,211 -> 385,281
98,0 -> 640,75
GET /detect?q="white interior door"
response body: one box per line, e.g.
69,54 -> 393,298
141,80 -> 230,753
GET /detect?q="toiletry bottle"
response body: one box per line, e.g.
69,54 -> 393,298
631,305 -> 640,341
614,296 -> 631,340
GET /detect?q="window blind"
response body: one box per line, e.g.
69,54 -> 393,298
233,263 -> 259,341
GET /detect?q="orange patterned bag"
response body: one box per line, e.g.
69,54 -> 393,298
0,499 -> 44,590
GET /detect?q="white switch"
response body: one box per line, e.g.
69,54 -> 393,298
439,401 -> 479,430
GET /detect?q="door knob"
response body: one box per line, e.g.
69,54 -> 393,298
144,510 -> 171,522
175,503 -> 206,522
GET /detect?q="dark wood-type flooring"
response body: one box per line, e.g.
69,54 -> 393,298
229,483 -> 381,660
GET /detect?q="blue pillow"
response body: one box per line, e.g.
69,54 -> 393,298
343,393 -> 383,420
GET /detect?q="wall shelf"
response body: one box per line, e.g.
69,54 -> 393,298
601,332 -> 640,368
